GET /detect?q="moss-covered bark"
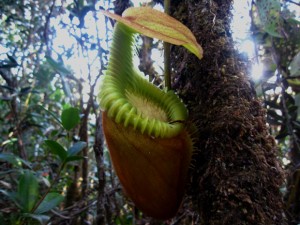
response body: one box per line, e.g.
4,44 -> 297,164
170,1 -> 286,224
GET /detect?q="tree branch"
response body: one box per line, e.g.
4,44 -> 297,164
285,0 -> 300,6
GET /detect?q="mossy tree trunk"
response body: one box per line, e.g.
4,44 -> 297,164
170,1 -> 286,224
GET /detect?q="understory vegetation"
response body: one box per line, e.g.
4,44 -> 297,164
0,0 -> 299,224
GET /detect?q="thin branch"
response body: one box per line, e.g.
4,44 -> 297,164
51,209 -> 72,219
285,0 -> 300,6
44,0 -> 56,53
0,69 -> 27,160
164,0 -> 171,90
29,162 -> 65,215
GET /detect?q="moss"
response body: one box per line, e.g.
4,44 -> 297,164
171,0 -> 286,224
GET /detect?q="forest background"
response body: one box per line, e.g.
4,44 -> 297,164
0,0 -> 300,224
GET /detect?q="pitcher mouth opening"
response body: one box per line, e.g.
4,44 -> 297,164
99,71 -> 187,138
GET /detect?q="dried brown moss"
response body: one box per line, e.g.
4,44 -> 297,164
171,0 -> 286,224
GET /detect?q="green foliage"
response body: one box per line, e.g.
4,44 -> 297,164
252,0 -> 300,142
251,1 -> 300,221
34,193 -> 64,214
0,153 -> 31,168
66,141 -> 86,162
17,171 -> 39,212
44,140 -> 68,161
44,139 -> 86,163
0,170 -> 64,224
61,107 -> 81,131
255,0 -> 283,37
3,0 -> 298,223
0,127 -> 85,224
45,56 -> 72,75
0,0 -> 130,223
290,52 -> 300,77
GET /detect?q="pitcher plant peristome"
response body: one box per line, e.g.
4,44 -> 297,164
98,7 -> 203,219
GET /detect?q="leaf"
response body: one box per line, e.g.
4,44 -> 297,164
67,141 -> 87,157
19,87 -> 32,96
101,7 -> 203,59
0,189 -> 21,208
256,0 -> 283,37
288,78 -> 300,89
36,104 -> 62,126
266,117 -> 282,125
0,153 -> 25,167
292,121 -> 300,130
264,100 -> 281,109
295,93 -> 300,119
40,176 -> 51,188
290,52 -> 300,77
34,192 -> 64,214
17,171 -> 39,212
65,155 -> 84,163
23,213 -> 50,225
284,92 -> 295,105
44,140 -> 67,161
267,109 -> 283,121
0,85 -> 15,92
262,82 -> 277,91
7,54 -> 18,66
61,107 -> 80,131
45,56 -> 71,75
276,129 -> 288,140
0,54 -> 18,68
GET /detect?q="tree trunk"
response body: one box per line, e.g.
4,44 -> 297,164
170,1 -> 286,224
94,113 -> 106,225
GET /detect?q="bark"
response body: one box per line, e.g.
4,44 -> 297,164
170,1 -> 286,224
286,158 -> 300,224
138,36 -> 162,86
285,129 -> 300,223
94,113 -> 106,225
79,109 -> 89,224
0,68 -> 27,160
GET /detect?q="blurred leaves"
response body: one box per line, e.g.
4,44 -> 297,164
0,0 -> 117,224
61,107 -> 80,131
34,192 -> 64,214
45,139 -> 86,163
252,0 -> 300,148
255,0 -> 283,37
45,140 -> 68,162
0,153 -> 31,168
66,141 -> 86,162
290,52 -> 300,77
17,170 -> 39,212
0,54 -> 18,69
46,56 -> 71,75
